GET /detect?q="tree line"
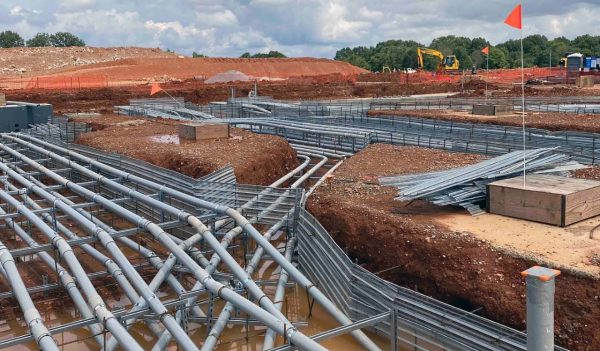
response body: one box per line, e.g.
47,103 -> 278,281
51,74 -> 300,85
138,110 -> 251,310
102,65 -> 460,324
0,30 -> 85,48
334,35 -> 600,71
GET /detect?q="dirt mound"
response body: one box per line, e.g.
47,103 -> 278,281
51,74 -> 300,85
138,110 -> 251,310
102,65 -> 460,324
74,115 -> 298,185
205,70 -> 252,84
0,46 -> 176,77
41,56 -> 367,83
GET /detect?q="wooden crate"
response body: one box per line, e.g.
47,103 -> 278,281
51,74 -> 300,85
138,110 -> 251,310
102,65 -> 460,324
178,123 -> 229,141
487,174 -> 600,226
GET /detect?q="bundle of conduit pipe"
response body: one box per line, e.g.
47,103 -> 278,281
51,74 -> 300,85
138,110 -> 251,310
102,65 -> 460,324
379,148 -> 587,215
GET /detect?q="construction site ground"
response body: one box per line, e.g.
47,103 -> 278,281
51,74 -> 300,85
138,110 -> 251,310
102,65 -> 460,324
306,144 -> 600,350
6,78 -> 463,114
371,108 -> 600,134
72,114 -> 299,185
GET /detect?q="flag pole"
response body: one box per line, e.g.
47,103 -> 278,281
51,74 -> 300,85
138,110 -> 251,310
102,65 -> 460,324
485,52 -> 489,103
520,23 -> 526,186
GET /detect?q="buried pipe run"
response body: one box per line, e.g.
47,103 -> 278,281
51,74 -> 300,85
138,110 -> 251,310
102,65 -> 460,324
11,133 -> 381,351
3,136 -> 326,351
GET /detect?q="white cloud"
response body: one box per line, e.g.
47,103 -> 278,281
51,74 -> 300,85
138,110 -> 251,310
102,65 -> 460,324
0,0 -> 600,58
196,10 -> 238,27
145,20 -> 201,38
9,6 -> 23,16
320,1 -> 371,42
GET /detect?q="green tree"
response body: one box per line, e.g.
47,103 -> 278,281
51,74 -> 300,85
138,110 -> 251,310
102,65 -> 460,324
488,47 -> 509,68
192,52 -> 206,58
240,51 -> 286,58
50,32 -> 85,47
454,47 -> 473,69
0,31 -> 24,48
26,33 -> 52,47
334,35 -> 600,71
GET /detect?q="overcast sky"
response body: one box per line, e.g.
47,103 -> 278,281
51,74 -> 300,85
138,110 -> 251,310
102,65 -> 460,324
2,0 -> 600,57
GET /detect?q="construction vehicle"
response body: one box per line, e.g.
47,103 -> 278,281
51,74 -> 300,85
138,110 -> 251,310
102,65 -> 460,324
417,47 -> 460,71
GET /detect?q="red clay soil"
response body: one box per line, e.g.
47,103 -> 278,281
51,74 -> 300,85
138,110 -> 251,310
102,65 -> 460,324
307,144 -> 600,350
5,79 -> 463,114
0,47 -> 176,77
370,108 -> 600,134
74,115 -> 298,185
46,57 -> 368,82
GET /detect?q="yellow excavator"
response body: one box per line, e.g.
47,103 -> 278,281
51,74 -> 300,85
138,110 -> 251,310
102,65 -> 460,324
417,47 -> 460,71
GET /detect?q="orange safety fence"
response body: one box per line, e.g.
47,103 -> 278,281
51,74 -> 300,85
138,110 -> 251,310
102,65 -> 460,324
0,75 -> 109,90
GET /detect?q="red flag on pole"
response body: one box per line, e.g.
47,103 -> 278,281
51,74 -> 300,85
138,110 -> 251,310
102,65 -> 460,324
504,4 -> 522,29
150,82 -> 162,96
481,46 -> 489,55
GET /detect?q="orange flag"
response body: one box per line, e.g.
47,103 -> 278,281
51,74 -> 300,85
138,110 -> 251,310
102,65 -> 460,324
150,82 -> 162,96
504,4 -> 522,29
481,46 -> 489,55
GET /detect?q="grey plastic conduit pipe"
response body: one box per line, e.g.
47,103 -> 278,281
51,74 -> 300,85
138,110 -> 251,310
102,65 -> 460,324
0,198 -> 105,348
10,133 -> 381,351
263,237 -> 297,350
0,242 -> 59,351
0,189 -> 143,351
303,159 -> 345,200
199,213 -> 290,351
2,136 -> 326,351
0,152 -> 196,351
211,154 -> 310,232
198,157 -> 328,351
151,155 -> 312,350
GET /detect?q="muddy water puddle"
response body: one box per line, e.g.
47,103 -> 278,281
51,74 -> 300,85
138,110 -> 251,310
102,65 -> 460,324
1,243 -> 391,350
